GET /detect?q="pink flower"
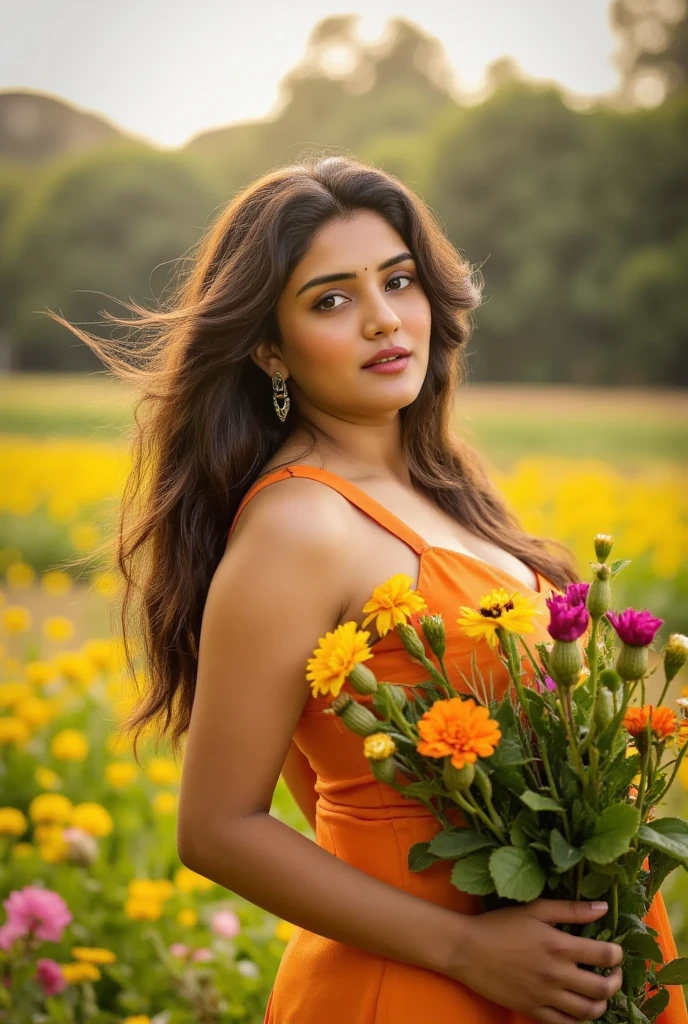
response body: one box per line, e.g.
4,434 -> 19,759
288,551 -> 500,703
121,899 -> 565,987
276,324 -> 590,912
0,921 -> 23,952
546,592 -> 589,642
169,943 -> 190,958
210,910 -> 240,939
566,582 -> 590,606
535,674 -> 558,694
36,959 -> 66,996
192,948 -> 213,962
3,886 -> 72,943
606,608 -> 664,647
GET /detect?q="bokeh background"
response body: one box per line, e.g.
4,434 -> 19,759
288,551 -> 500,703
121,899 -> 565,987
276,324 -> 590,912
0,2 -> 686,1021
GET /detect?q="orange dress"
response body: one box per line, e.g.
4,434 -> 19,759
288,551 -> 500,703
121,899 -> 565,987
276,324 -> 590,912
228,464 -> 687,1024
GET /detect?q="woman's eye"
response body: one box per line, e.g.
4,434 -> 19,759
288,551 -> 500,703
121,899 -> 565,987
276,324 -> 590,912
387,274 -> 413,291
314,293 -> 347,312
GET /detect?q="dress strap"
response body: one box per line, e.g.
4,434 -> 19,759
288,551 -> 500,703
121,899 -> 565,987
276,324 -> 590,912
227,464 -> 429,556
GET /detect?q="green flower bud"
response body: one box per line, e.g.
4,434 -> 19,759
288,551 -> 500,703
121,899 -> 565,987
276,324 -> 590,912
371,683 -> 392,719
369,756 -> 397,785
443,759 -> 475,791
348,661 -> 378,695
330,692 -> 353,714
548,639 -> 584,688
616,643 -> 648,683
339,701 -> 382,737
420,614 -> 446,660
397,622 -> 426,660
587,565 -> 612,619
599,668 -> 622,693
663,633 -> 688,684
388,684 -> 408,710
594,687 -> 616,732
594,534 -> 614,562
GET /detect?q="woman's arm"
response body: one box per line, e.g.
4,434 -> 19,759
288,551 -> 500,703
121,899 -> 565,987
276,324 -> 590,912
280,739 -> 318,833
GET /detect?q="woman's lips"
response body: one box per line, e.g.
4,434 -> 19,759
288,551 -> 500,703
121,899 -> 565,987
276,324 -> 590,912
361,355 -> 410,374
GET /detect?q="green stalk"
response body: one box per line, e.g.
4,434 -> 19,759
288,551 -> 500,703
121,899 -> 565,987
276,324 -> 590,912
634,724 -> 653,817
653,736 -> 688,805
580,617 -> 600,755
450,789 -> 506,843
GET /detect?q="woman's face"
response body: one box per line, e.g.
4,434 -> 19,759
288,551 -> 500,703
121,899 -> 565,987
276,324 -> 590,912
270,209 -> 432,420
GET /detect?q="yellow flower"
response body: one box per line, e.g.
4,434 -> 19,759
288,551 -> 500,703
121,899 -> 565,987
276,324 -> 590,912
153,792 -> 178,816
61,962 -> 101,984
41,570 -> 72,597
676,720 -> 688,750
38,828 -> 67,863
145,757 -> 180,786
363,733 -> 397,762
177,908 -> 198,927
51,728 -> 89,761
29,793 -> 73,824
72,946 -> 116,965
679,756 -> 688,790
124,1017 -> 151,1024
128,878 -> 175,902
274,920 -> 296,942
25,660 -> 57,686
35,823 -> 64,843
124,896 -> 163,921
93,571 -> 119,597
105,762 -> 137,788
6,562 -> 35,589
361,573 -> 427,637
0,681 -> 33,707
54,652 -> 96,689
35,767 -> 61,791
0,717 -> 30,745
2,605 -> 31,633
456,587 -> 541,650
306,621 -> 373,699
71,802 -> 113,837
12,842 -> 33,859
82,638 -> 121,673
0,808 -> 28,836
42,616 -> 75,642
625,746 -> 642,785
15,697 -> 54,728
174,866 -> 214,893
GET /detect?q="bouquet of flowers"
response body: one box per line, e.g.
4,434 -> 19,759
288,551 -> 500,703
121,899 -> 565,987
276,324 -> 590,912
306,534 -> 688,1023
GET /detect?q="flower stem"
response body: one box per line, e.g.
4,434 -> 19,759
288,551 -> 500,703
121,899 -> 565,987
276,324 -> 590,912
451,789 -> 506,843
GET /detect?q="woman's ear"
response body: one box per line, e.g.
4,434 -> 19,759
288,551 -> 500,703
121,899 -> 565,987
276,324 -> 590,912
250,340 -> 287,379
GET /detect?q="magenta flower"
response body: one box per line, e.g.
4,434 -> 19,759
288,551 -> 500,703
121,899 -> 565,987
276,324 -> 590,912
536,674 -> 558,694
2,886 -> 72,944
210,909 -> 240,939
606,609 -> 663,647
546,593 -> 589,642
566,582 -> 590,606
36,959 -> 66,996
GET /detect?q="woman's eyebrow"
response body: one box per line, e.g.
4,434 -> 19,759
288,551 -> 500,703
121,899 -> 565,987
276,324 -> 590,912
295,251 -> 414,297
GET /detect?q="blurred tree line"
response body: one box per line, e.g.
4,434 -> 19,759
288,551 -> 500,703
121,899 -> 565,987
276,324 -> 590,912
0,9 -> 686,384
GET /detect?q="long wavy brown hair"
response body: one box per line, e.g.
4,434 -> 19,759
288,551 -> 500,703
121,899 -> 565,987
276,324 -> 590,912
47,153 -> 579,758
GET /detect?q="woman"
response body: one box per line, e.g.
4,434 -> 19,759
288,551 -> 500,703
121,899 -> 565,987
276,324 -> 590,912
54,155 -> 686,1023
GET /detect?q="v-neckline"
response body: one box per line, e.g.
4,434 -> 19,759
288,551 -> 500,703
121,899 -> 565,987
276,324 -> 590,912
281,464 -> 543,596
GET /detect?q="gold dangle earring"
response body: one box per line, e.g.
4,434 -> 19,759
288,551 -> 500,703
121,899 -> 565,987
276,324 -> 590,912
272,371 -> 290,423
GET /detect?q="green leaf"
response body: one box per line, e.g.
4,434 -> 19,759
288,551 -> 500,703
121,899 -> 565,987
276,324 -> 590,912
638,818 -> 688,867
581,803 -> 640,864
408,841 -> 439,872
655,957 -> 688,985
489,846 -> 546,902
451,850 -> 496,896
641,988 -> 670,1018
622,929 -> 664,963
579,872 -> 612,899
510,810 -> 531,849
550,828 -> 583,872
628,1002 -> 650,1024
428,828 -> 495,860
519,789 -> 564,813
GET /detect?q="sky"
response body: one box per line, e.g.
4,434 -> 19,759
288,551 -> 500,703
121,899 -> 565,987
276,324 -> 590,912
0,0 -> 620,149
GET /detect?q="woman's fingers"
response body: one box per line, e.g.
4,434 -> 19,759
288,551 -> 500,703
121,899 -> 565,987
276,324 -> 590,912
559,964 -> 623,1002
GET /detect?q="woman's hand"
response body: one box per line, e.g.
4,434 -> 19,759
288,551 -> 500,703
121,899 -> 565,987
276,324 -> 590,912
446,898 -> 623,1024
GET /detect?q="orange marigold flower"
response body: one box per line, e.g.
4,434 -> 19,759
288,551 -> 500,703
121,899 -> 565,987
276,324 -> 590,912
650,705 -> 677,740
623,705 -> 650,737
416,697 -> 501,770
